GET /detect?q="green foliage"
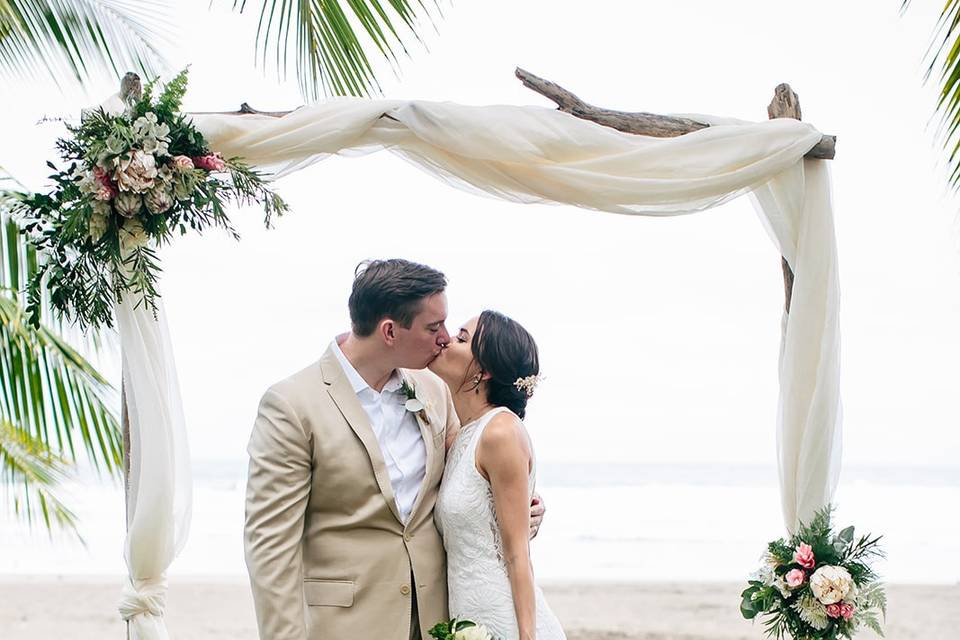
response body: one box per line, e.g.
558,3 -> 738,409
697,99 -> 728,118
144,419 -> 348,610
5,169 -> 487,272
904,0 -> 960,190
231,0 -> 443,100
12,70 -> 289,330
0,420 -> 78,534
0,0 -> 173,90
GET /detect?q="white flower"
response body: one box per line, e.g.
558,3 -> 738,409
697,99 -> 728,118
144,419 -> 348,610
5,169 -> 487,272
453,624 -> 492,640
772,575 -> 791,598
405,398 -> 425,412
119,218 -> 150,252
792,592 -> 830,631
114,191 -> 142,218
810,565 -> 853,605
133,113 -> 170,149
75,169 -> 99,195
134,112 -> 158,128
113,150 -> 158,193
141,137 -> 169,157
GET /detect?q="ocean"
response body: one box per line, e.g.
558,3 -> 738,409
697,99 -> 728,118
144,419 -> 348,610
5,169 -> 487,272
2,462 -> 957,584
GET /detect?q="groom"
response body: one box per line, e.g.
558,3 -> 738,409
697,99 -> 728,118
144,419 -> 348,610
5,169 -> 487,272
244,259 -> 545,640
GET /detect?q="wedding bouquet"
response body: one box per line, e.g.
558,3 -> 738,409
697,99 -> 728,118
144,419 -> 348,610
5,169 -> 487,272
428,617 -> 498,640
12,68 -> 288,329
741,506 -> 886,639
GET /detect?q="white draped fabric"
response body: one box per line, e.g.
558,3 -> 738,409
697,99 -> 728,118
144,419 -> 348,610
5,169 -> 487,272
115,296 -> 192,640
106,95 -> 841,638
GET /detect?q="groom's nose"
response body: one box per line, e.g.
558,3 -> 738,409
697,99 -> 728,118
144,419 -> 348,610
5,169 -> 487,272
437,326 -> 450,346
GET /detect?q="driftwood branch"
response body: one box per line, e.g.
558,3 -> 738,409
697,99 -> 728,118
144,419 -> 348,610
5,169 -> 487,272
514,68 -> 836,160
190,102 -> 297,118
766,82 -> 801,314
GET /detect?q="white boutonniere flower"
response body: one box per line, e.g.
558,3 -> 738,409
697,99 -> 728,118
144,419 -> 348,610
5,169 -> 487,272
400,380 -> 429,424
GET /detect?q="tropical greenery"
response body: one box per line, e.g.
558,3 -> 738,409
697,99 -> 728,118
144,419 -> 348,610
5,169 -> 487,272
231,0 -> 442,100
904,0 -> 960,190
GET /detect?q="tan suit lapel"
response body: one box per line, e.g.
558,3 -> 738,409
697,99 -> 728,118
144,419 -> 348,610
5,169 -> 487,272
319,346 -> 403,524
401,370 -> 442,525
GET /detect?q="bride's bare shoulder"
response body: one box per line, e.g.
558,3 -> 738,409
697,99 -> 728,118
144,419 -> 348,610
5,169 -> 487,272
479,411 -> 531,458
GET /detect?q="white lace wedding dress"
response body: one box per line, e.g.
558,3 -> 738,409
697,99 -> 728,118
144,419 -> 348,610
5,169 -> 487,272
435,407 -> 566,640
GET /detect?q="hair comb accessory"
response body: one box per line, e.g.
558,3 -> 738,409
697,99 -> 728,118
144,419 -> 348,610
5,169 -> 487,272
513,374 -> 543,397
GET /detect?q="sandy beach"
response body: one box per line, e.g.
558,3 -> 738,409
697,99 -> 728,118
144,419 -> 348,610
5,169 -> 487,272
0,576 -> 955,639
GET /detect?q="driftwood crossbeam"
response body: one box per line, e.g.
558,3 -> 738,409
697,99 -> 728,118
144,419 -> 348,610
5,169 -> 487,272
172,67 -> 836,314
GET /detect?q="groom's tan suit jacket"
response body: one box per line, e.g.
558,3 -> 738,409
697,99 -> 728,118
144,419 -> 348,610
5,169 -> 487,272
244,345 -> 458,640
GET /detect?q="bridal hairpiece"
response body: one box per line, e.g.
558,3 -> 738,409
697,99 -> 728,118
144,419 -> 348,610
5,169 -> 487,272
513,374 -> 543,397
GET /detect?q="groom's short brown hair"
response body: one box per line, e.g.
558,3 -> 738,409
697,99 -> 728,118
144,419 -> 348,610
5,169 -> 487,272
349,259 -> 447,337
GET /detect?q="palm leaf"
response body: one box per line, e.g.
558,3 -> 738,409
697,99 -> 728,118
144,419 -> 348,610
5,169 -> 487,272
0,292 -> 121,475
0,0 -> 175,91
0,418 -> 80,535
232,0 -> 443,100
904,0 -> 960,190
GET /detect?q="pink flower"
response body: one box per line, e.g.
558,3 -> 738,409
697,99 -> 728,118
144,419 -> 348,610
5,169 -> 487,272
785,569 -> 806,588
92,166 -> 118,199
793,543 -> 815,569
825,603 -> 843,619
95,184 -> 116,201
171,155 -> 194,171
839,603 -> 855,621
192,153 -> 226,172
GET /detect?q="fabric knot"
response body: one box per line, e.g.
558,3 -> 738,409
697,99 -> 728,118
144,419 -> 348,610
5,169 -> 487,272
119,575 -> 168,621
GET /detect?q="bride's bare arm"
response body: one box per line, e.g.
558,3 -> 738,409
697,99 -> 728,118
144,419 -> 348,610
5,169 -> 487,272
477,413 -> 536,640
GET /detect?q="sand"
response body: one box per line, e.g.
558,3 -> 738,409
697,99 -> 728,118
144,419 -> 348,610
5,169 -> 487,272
1,576 -> 955,639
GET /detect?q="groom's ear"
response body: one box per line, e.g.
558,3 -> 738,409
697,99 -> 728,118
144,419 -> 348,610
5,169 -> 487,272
379,318 -> 397,345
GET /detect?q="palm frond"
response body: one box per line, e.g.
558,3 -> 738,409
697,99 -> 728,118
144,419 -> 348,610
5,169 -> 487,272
0,419 -> 79,535
233,0 -> 442,100
905,0 -> 960,190
0,172 -> 119,538
0,293 -> 121,475
0,0 -> 175,91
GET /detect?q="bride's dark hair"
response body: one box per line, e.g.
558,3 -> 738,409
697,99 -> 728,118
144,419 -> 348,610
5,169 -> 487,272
468,310 -> 540,419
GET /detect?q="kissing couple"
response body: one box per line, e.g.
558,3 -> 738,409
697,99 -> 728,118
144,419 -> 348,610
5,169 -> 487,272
244,258 -> 566,640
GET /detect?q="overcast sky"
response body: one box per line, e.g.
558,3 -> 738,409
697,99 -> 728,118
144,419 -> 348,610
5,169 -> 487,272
1,0 -> 958,470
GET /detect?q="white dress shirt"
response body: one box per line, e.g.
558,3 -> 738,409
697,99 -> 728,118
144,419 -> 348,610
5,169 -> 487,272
331,340 -> 427,523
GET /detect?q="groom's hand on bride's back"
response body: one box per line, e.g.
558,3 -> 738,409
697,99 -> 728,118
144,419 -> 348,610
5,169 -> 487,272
529,493 -> 545,539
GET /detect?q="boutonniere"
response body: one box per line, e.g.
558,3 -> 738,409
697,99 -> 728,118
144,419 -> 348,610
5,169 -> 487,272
400,379 -> 430,425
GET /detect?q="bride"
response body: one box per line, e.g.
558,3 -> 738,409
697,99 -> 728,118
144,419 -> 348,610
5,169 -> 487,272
430,311 -> 566,640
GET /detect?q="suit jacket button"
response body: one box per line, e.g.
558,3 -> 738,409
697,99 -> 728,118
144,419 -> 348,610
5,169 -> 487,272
400,584 -> 411,596
404,532 -> 412,541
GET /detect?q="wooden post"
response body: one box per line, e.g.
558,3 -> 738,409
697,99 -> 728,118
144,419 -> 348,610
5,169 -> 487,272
119,70 -> 141,640
767,83 -> 803,314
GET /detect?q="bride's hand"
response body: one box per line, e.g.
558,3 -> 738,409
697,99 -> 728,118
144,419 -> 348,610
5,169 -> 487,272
528,493 -> 545,539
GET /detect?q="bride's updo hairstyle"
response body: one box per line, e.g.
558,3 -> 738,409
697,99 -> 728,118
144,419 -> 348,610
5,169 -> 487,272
469,310 -> 540,419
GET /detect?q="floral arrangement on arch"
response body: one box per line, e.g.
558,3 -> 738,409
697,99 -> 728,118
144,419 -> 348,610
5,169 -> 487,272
741,506 -> 886,639
12,69 -> 288,329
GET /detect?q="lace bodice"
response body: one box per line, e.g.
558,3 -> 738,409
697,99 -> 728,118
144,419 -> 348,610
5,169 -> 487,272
435,407 -> 565,640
